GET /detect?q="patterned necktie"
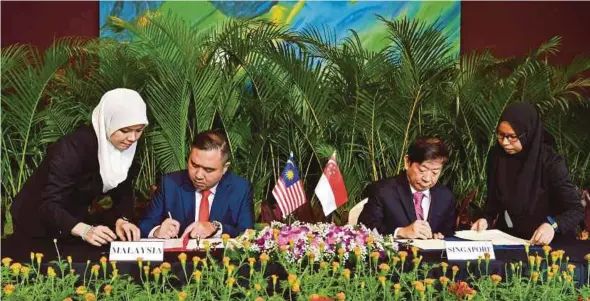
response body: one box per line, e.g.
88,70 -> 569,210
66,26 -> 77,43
413,191 -> 424,220
198,190 -> 211,222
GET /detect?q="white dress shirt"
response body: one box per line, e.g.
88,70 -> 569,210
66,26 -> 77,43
393,185 -> 431,238
148,184 -> 222,238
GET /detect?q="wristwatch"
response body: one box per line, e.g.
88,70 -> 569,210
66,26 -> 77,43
212,221 -> 222,233
547,216 -> 558,232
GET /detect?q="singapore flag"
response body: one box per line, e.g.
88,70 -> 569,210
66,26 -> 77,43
314,152 -> 348,216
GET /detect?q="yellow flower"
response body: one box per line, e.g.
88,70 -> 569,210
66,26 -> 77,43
104,285 -> 112,296
393,282 -> 401,293
10,262 -> 22,275
551,264 -> 559,273
585,253 -> 590,262
178,291 -> 188,301
291,283 -> 300,293
152,267 -> 162,276
342,268 -> 351,280
84,292 -> 96,301
254,283 -> 262,291
319,242 -> 326,253
338,248 -> 346,257
535,255 -> 543,267
203,240 -> 211,251
2,257 -> 13,267
528,256 -> 535,267
20,266 -> 30,276
557,250 -> 565,261
272,274 -> 278,286
100,256 -> 107,265
411,246 -> 419,257
360,281 -> 366,288
354,246 -> 361,258
243,240 -> 251,249
137,257 -> 143,268
532,271 -> 539,282
425,278 -> 435,287
255,297 -> 264,301
366,236 -> 375,246
398,251 -> 408,261
111,261 -> 117,271
228,264 -> 235,276
3,284 -> 15,295
259,253 -> 269,264
248,257 -> 256,266
378,276 -> 386,284
192,270 -> 202,282
547,271 -> 554,280
320,261 -> 328,270
337,292 -> 346,301
280,245 -> 289,252
490,274 -> 502,285
567,264 -> 575,273
371,251 -> 380,262
392,256 -> 400,266
288,274 -> 298,285
67,256 -> 72,265
273,228 -> 280,239
63,298 -> 73,301
161,262 -> 171,276
413,280 -> 425,293
178,253 -> 187,263
91,265 -> 100,276
76,285 -> 87,295
565,275 -> 573,283
223,257 -> 230,267
551,251 -> 559,263
542,245 -> 551,256
439,276 -> 450,287
379,263 -> 390,272
30,252 -> 34,262
35,253 -> 44,265
227,277 -> 236,288
332,261 -> 340,272
47,266 -> 56,278
524,243 -> 530,255
440,262 -> 449,274
412,257 -> 421,267
222,233 -> 230,244
309,294 -> 321,301
307,252 -> 315,261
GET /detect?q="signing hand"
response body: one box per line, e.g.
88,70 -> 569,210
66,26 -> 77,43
182,221 -> 216,239
530,223 -> 555,245
398,220 -> 433,239
115,219 -> 140,241
85,225 -> 117,247
154,218 -> 180,239
471,218 -> 488,232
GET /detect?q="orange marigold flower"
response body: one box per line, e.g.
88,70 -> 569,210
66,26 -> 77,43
192,270 -> 202,281
248,257 -> 256,265
542,245 -> 551,256
584,253 -> 590,262
84,293 -> 96,301
338,248 -> 346,256
3,284 -> 15,295
178,253 -> 187,263
567,264 -> 575,273
378,276 -> 386,284
63,298 -> 73,301
393,282 -> 401,292
99,256 -> 107,265
178,291 -> 188,301
104,285 -> 112,295
255,297 -> 264,301
259,253 -> 270,264
223,257 -> 230,267
227,277 -> 235,288
76,286 -> 87,295
47,266 -> 56,278
425,278 -> 435,286
320,261 -> 328,269
439,276 -> 450,287
531,272 -> 539,282
254,283 -> 262,291
271,274 -> 278,285
291,283 -> 300,293
366,236 -> 375,246
398,251 -> 408,261
413,281 -> 425,293
337,292 -> 346,301
490,274 -> 502,285
379,263 -> 390,272
411,246 -> 419,257
354,246 -> 361,258
342,268 -> 351,280
2,257 -> 13,267
288,274 -> 298,285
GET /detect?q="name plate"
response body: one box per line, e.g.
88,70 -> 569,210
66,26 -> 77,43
109,241 -> 165,262
445,241 -> 496,260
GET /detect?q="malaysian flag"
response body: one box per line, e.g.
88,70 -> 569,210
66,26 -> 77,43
272,152 -> 307,218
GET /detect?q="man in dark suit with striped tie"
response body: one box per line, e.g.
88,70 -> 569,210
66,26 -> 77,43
358,137 -> 456,239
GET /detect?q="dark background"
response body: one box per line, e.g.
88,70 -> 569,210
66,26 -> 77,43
2,1 -> 590,64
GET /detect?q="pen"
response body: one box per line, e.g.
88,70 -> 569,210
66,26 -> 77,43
168,211 -> 178,239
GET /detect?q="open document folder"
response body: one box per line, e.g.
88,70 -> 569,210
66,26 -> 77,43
141,237 -> 237,252
395,239 -> 446,250
454,229 -> 530,245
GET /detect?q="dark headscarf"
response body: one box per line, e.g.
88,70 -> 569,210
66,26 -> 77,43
487,103 -> 553,217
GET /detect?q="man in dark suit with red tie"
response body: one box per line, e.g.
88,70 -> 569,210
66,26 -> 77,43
358,137 -> 456,239
139,129 -> 254,239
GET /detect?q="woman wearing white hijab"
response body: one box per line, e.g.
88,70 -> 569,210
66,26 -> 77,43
10,88 -> 149,246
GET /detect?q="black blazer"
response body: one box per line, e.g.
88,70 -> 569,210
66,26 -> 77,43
358,172 -> 456,237
10,125 -> 135,239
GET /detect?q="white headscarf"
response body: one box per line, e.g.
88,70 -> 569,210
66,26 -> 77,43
92,88 -> 149,193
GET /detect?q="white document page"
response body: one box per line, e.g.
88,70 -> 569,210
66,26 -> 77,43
454,229 -> 529,245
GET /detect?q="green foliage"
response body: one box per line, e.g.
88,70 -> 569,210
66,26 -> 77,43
2,13 -> 589,234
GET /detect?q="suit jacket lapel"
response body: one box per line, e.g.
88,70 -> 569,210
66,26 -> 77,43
396,173 -> 417,222
210,173 -> 231,221
180,176 -> 196,225
426,186 -> 438,224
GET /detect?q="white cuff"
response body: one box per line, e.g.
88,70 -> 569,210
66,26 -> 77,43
148,226 -> 161,238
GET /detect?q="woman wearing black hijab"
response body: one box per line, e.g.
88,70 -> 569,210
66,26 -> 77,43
471,103 -> 583,245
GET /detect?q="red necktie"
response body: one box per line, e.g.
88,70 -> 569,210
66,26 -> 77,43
198,190 -> 211,222
413,191 -> 424,220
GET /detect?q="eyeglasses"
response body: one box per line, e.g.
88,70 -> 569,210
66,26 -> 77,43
496,132 -> 525,143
